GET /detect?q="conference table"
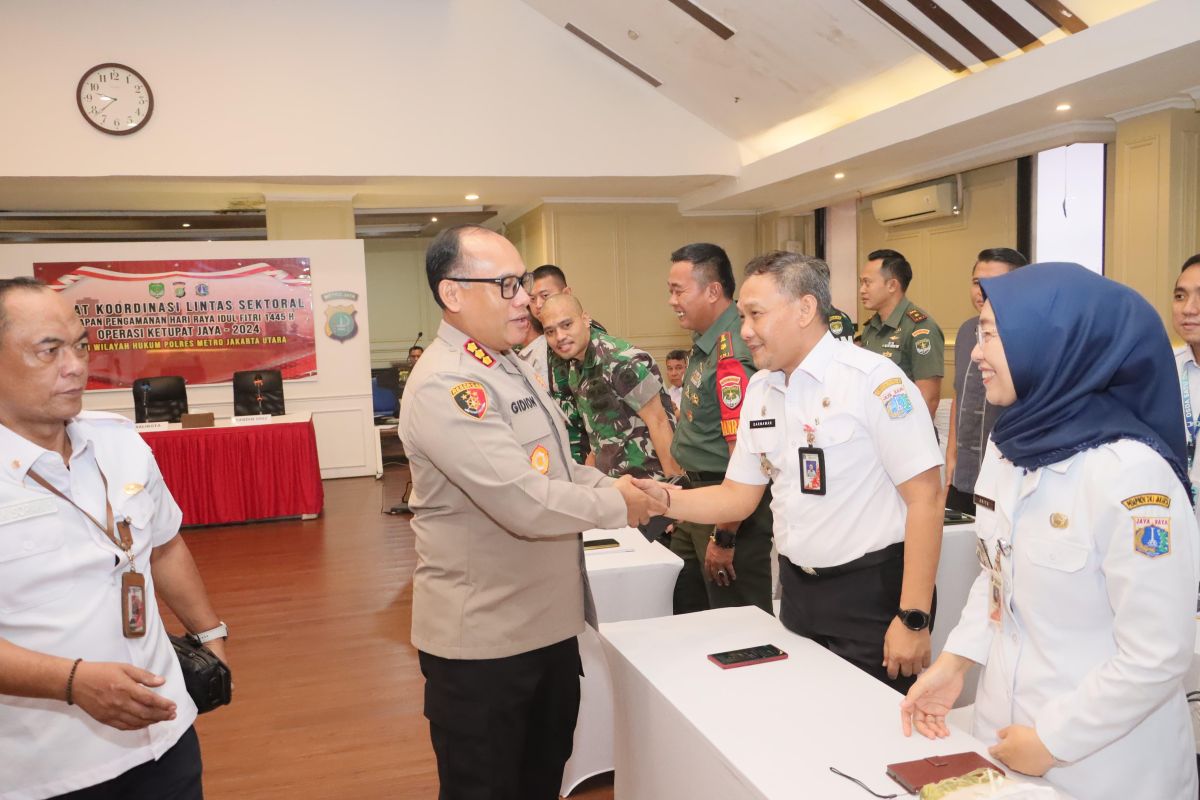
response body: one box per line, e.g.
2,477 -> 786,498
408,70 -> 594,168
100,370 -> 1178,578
599,605 -> 1061,799
138,413 -> 324,527
562,526 -> 683,796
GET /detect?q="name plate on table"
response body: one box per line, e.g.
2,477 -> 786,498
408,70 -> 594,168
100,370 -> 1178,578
135,421 -> 169,432
230,414 -> 272,426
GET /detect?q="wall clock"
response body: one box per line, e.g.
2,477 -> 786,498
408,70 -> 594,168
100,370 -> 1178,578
76,63 -> 153,135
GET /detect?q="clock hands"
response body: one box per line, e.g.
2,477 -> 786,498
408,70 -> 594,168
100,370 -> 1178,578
98,95 -> 118,112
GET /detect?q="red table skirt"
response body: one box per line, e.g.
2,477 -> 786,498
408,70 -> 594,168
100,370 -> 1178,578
140,421 -> 324,526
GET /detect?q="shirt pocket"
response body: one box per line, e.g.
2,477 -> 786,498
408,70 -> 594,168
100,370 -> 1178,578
1023,536 -> 1089,573
117,489 -> 159,564
0,506 -> 74,613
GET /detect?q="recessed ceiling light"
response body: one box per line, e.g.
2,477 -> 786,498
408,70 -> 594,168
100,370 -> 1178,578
465,194 -> 480,201
1056,103 -> 1072,112
181,223 -> 191,228
431,216 -> 438,222
834,172 -> 845,180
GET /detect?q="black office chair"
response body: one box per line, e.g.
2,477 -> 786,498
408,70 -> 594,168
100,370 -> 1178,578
132,376 -> 189,423
232,370 -> 286,416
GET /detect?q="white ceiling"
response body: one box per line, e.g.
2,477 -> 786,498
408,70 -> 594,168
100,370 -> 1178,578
0,0 -> 1195,227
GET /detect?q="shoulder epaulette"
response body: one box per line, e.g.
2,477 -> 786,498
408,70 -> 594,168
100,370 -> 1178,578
463,340 -> 496,368
717,331 -> 734,360
906,307 -> 928,323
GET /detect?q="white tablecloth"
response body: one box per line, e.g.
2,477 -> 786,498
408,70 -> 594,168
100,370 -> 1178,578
561,526 -> 682,796
600,606 -> 1058,799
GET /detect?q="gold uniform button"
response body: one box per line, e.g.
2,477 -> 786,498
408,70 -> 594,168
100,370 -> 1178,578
1049,512 -> 1069,529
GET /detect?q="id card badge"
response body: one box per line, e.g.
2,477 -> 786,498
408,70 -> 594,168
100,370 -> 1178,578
987,547 -> 1003,628
121,571 -> 147,638
798,447 -> 826,496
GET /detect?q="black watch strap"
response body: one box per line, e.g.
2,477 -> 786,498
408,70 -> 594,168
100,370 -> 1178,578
710,528 -> 737,549
897,608 -> 930,631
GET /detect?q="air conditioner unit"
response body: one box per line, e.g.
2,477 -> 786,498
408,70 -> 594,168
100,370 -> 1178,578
871,180 -> 959,226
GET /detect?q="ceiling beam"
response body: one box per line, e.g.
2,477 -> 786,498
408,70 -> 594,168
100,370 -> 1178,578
960,0 -> 1041,51
1024,0 -> 1088,34
664,0 -> 735,40
906,0 -> 1000,64
855,0 -> 968,73
565,23 -> 662,87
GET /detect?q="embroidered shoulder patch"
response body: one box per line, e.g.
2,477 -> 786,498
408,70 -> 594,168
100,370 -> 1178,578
717,331 -> 734,361
718,374 -> 743,409
1133,516 -> 1171,558
873,377 -> 902,396
1122,493 -> 1172,510
915,338 -> 932,356
906,308 -> 928,323
911,328 -> 930,337
830,318 -> 844,336
879,385 -> 913,419
451,381 -> 489,419
464,340 -> 496,368
530,445 -> 550,475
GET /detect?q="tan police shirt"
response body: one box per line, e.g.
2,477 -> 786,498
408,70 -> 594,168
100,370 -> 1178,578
399,320 -> 628,660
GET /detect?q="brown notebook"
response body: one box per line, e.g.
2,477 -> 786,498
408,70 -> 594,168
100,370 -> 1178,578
886,752 -> 1005,794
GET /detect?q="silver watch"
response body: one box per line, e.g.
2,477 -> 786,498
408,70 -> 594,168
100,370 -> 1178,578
190,621 -> 229,644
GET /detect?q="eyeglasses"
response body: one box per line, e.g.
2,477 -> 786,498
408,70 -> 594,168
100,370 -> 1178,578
452,272 -> 534,300
974,326 -> 998,347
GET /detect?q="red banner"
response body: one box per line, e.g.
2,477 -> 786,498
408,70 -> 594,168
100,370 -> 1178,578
34,258 -> 316,389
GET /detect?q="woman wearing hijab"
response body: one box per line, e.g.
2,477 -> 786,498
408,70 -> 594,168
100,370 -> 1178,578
900,263 -> 1199,799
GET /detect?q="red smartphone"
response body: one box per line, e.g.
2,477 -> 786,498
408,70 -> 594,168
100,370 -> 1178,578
707,644 -> 788,669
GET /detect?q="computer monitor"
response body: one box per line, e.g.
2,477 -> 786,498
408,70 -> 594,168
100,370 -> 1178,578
132,376 -> 189,423
232,370 -> 285,417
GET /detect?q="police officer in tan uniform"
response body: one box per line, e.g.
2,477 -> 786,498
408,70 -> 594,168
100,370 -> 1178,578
399,224 -> 663,800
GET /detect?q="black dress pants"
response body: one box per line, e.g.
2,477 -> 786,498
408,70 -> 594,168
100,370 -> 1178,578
778,553 -> 936,694
419,636 -> 582,800
54,725 -> 203,800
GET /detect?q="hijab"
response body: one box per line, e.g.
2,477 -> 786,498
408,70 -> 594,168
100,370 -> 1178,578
980,262 -> 1189,490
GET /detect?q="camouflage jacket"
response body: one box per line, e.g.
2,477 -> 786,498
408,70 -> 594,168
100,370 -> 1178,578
548,319 -> 606,462
566,329 -> 675,479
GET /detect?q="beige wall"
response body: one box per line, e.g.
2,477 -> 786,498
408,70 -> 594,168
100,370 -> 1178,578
858,161 -> 1019,394
1106,107 -> 1200,333
506,203 -> 759,362
363,238 -> 441,368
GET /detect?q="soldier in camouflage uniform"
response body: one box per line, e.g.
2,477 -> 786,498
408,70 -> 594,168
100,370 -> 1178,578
541,294 -> 682,480
527,264 -> 602,463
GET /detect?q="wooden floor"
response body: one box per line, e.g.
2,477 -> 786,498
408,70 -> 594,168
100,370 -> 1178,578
162,468 -> 615,800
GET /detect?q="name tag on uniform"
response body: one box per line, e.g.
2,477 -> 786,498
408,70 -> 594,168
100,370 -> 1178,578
749,419 -> 776,429
799,447 -> 826,496
0,497 -> 57,526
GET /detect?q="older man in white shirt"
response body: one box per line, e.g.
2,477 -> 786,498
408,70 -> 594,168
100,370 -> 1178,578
0,278 -> 227,800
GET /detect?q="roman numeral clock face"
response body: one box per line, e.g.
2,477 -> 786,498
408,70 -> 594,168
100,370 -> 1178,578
76,63 -> 153,135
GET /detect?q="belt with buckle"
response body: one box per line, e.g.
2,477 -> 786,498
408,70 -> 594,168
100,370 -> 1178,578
790,542 -> 904,578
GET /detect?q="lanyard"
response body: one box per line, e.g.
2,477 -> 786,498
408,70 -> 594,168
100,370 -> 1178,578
26,467 -> 135,569
1183,367 -> 1198,465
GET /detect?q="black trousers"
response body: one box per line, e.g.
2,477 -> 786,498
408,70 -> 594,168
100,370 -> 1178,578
945,484 -> 977,515
54,726 -> 203,800
419,637 -> 581,800
778,553 -> 936,694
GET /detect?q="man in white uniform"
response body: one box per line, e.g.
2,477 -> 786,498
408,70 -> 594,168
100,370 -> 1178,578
641,251 -> 944,691
1171,252 -> 1200,514
0,278 -> 228,800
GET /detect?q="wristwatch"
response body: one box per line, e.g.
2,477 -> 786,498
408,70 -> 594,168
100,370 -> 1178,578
897,608 -> 931,631
710,528 -> 737,549
189,621 -> 229,644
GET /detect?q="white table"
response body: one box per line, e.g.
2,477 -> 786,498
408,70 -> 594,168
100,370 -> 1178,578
561,527 -> 682,796
373,422 -> 398,479
600,606 -> 1056,799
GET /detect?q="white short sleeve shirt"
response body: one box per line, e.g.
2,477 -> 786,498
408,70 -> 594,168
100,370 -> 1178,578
0,412 -> 196,800
726,332 -> 944,567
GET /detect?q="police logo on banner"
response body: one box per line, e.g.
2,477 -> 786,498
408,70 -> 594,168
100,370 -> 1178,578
451,381 -> 488,420
321,290 -> 359,342
148,282 -> 165,299
1133,515 -> 1171,558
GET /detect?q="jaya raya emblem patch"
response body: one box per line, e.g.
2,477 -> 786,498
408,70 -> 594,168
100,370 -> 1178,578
719,375 -> 743,410
451,381 -> 489,420
1133,516 -> 1170,558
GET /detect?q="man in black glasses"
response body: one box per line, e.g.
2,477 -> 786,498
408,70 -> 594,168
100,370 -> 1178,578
400,224 -> 665,800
